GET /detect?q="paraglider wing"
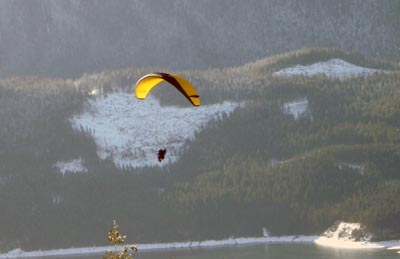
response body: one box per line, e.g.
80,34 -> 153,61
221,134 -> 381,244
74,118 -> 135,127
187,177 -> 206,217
135,72 -> 200,106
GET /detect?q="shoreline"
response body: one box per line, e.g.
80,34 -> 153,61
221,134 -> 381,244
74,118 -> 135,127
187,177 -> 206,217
0,236 -> 316,259
2,235 -> 400,259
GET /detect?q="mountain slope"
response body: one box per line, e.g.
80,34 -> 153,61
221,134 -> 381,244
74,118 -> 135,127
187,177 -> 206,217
0,48 -> 400,250
0,1 -> 399,78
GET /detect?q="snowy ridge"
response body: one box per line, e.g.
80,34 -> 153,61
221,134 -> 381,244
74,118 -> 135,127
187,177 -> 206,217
70,92 -> 239,168
273,59 -> 382,79
0,236 -> 317,259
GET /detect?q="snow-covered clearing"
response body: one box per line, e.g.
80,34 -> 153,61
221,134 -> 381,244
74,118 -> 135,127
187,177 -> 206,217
53,158 -> 88,175
70,92 -> 239,168
283,98 -> 308,119
314,222 -> 376,249
314,222 -> 400,250
278,59 -> 385,119
273,59 -> 382,79
337,162 -> 365,175
51,194 -> 62,205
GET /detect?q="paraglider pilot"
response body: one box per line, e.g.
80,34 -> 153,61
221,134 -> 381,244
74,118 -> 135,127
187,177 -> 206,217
157,148 -> 167,162
135,72 -> 200,164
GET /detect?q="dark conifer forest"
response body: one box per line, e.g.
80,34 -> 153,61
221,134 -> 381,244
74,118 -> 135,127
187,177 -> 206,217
1,48 -> 400,250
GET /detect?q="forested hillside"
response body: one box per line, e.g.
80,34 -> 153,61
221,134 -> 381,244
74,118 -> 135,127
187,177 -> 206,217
0,0 -> 399,77
0,48 -> 400,251
164,50 -> 400,240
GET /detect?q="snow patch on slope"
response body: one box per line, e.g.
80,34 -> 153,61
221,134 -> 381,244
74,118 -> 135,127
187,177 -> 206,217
283,98 -> 308,119
274,59 -> 382,79
337,162 -> 365,175
51,194 -> 62,205
53,158 -> 88,175
70,92 -> 239,168
314,221 -> 380,249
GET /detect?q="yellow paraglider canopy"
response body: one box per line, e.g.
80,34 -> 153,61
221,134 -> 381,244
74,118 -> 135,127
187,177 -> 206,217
135,72 -> 200,106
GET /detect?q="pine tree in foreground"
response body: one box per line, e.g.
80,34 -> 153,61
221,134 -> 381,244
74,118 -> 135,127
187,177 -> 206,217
103,220 -> 137,259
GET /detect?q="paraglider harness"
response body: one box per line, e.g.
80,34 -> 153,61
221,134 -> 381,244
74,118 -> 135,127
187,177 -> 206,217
157,148 -> 167,162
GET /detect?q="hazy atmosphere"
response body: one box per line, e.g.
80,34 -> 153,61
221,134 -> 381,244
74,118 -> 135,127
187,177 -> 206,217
1,0 -> 399,77
1,1 -> 400,259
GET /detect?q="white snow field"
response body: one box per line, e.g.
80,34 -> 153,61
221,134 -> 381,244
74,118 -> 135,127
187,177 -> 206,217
313,222 -> 400,249
278,59 -> 386,119
70,92 -> 239,168
283,98 -> 308,119
273,59 -> 382,79
337,162 -> 365,175
53,158 -> 88,175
